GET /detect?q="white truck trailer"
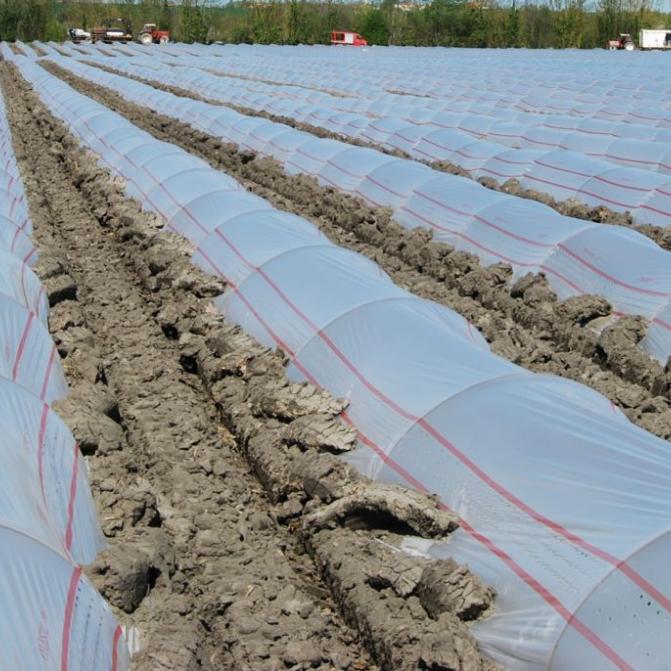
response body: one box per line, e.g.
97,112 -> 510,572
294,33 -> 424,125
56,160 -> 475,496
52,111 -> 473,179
639,29 -> 671,49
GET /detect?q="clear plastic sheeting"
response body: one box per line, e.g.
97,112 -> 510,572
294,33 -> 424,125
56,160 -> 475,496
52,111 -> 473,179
0,293 -> 66,402
0,376 -> 104,564
17,55 -> 671,670
0,85 -> 36,263
0,246 -> 48,318
0,527 -> 130,671
43,55 -> 671,364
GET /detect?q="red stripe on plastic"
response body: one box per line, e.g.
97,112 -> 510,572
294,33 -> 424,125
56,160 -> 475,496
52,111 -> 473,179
20,257 -> 29,312
64,442 -> 80,552
340,412 -> 428,493
9,222 -> 23,253
641,203 -> 671,220
653,316 -> 671,333
477,166 -> 524,180
36,285 -> 45,321
489,154 -> 531,167
12,311 -> 34,382
60,566 -> 82,671
37,403 -> 49,506
23,245 -> 37,266
39,345 -> 57,401
111,625 -> 123,671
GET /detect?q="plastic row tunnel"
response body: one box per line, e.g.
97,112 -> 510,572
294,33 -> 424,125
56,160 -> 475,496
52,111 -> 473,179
49,39 -> 671,136
63,44 -> 671,146
0,50 -> 129,670
14,54 -> 671,670
129,64 -> 670,148
70,43 -> 671,183
68,48 -> 671,229
41,54 -> 671,366
114,41 -> 671,124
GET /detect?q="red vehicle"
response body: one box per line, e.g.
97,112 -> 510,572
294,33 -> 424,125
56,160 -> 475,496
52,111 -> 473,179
330,30 -> 367,46
606,33 -> 635,50
138,23 -> 170,45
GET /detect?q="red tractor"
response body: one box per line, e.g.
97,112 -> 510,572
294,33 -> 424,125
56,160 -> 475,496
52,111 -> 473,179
138,23 -> 170,45
330,31 -> 368,46
606,33 -> 635,50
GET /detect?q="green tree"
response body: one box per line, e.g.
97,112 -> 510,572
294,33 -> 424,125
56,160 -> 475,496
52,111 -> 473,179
424,0 -> 461,46
180,0 -> 208,43
504,0 -> 521,45
521,2 -> 555,48
159,0 -> 172,31
551,0 -> 586,47
356,5 -> 389,45
287,0 -> 310,43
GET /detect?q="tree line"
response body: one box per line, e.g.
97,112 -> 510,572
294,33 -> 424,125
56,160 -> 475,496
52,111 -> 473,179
0,0 -> 669,49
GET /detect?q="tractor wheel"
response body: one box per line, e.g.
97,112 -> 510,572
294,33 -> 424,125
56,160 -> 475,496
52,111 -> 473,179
159,35 -> 169,45
140,33 -> 152,45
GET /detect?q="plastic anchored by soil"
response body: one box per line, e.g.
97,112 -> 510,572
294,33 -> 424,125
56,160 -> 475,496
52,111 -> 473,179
3,61 -> 498,671
42,61 -> 671,443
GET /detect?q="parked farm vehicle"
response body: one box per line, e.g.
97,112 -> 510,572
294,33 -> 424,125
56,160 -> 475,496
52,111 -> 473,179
91,18 -> 133,44
138,23 -> 170,45
330,30 -> 367,46
606,33 -> 634,50
68,27 -> 91,43
639,29 -> 671,49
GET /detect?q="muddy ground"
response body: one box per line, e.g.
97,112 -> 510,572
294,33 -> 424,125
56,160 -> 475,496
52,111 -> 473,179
40,60 -> 671,443
79,58 -> 671,251
2,61 -> 500,671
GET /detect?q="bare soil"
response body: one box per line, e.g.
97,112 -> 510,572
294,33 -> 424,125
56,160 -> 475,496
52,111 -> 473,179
42,60 -> 671,442
3,61 -> 497,671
